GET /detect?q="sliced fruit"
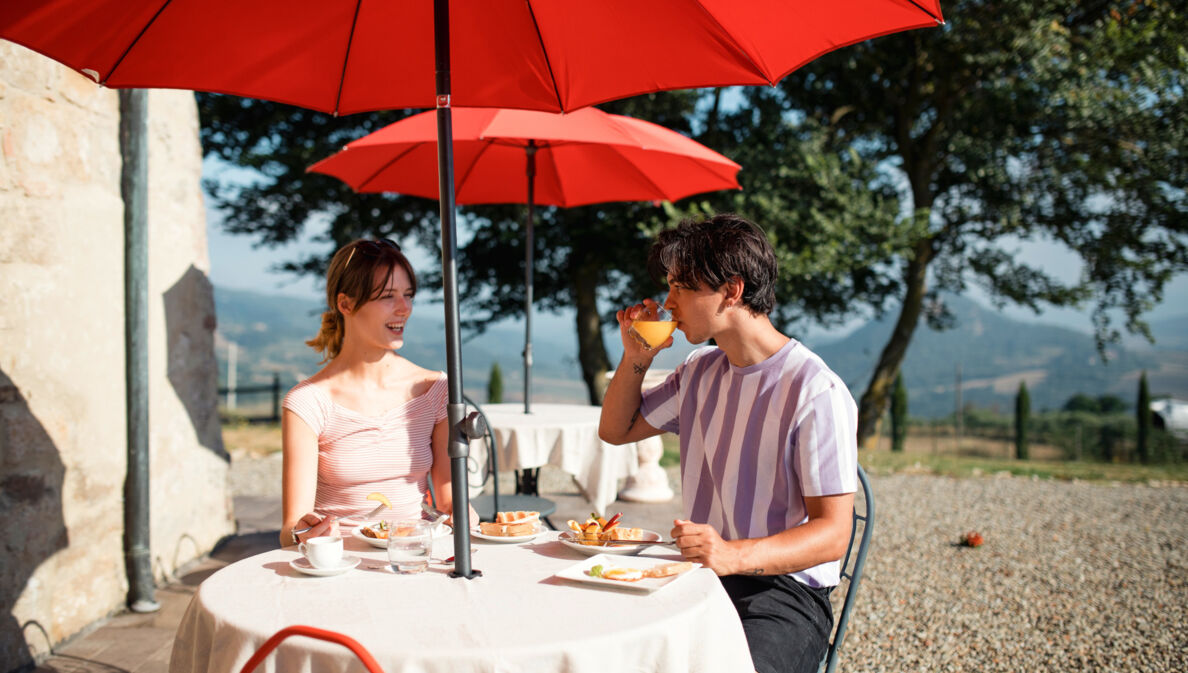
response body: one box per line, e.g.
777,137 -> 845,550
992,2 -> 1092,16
366,492 -> 392,509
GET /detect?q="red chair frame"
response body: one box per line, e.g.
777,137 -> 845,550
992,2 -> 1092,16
239,625 -> 385,673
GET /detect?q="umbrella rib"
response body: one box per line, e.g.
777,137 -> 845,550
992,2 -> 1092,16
903,0 -> 945,24
453,140 -> 503,201
355,144 -> 424,193
332,0 -> 367,116
102,0 -> 174,84
688,0 -> 774,84
523,1 -> 565,112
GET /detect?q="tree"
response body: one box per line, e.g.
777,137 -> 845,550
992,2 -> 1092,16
199,90 -> 905,404
890,372 -> 908,452
1064,393 -> 1100,413
487,362 -> 504,404
1015,381 -> 1031,460
1136,370 -> 1151,463
770,0 -> 1188,445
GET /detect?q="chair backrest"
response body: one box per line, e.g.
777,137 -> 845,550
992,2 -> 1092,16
239,625 -> 385,673
463,394 -> 500,514
821,464 -> 874,673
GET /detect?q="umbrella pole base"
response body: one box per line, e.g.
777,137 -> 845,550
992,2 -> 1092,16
449,568 -> 483,580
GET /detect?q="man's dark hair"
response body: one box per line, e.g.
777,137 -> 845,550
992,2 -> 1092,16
648,213 -> 777,315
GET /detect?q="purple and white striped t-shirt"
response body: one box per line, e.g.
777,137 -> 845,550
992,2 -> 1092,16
640,339 -> 858,587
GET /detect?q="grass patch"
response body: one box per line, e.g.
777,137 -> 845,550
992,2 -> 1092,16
222,421 -> 282,456
861,448 -> 1188,483
220,421 -> 1186,484
660,433 -> 680,467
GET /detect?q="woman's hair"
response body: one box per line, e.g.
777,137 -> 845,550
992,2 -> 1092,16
647,213 -> 777,315
306,238 -> 417,362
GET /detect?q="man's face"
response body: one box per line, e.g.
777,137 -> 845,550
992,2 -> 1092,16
663,272 -> 728,345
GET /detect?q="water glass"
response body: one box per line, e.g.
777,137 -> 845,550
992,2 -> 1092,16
386,520 -> 433,574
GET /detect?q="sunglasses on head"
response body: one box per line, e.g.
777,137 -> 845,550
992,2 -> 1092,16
343,238 -> 401,270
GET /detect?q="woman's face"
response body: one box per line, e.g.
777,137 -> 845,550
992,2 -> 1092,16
340,265 -> 415,351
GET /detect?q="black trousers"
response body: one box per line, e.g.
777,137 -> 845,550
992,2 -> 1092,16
720,574 -> 834,673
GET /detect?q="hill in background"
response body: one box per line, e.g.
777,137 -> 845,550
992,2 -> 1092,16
813,294 -> 1188,417
214,286 -> 1188,418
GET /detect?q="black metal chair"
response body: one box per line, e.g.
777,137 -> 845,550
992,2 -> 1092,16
464,395 -> 558,529
819,463 -> 874,673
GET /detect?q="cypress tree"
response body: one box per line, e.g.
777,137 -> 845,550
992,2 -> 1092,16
890,373 -> 907,452
487,362 -> 503,404
1015,381 -> 1030,460
1137,371 -> 1151,463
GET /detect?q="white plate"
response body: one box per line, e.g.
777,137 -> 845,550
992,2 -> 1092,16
469,522 -> 544,543
558,529 -> 665,556
352,522 -> 451,548
289,555 -> 361,577
553,554 -> 700,593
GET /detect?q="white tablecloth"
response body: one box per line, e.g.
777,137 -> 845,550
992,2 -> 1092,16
170,532 -> 754,673
473,403 -> 639,514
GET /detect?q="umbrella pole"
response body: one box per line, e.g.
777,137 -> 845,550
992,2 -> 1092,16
434,0 -> 477,579
523,141 -> 537,415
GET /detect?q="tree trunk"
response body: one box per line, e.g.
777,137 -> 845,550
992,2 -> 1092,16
573,262 -> 611,405
856,238 -> 936,446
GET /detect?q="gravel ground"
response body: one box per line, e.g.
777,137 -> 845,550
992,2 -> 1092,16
229,454 -> 1187,672
841,473 -> 1187,673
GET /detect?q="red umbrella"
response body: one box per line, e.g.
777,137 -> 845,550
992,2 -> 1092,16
1,0 -> 944,579
2,0 -> 943,115
309,106 -> 742,413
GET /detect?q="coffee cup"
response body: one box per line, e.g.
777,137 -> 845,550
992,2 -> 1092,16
299,535 -> 343,569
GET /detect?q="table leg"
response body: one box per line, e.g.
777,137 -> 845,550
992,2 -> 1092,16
515,468 -> 540,496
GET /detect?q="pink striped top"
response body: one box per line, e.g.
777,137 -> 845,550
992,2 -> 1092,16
282,376 -> 448,522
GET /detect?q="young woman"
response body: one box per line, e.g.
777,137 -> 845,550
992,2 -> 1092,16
280,239 -> 472,547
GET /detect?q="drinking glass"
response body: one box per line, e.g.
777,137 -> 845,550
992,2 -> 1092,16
386,520 -> 433,574
630,307 -> 676,350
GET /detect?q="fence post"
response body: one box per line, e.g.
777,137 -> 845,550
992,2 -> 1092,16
271,373 -> 281,423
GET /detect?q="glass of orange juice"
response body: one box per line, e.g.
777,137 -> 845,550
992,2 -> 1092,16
630,308 -> 676,350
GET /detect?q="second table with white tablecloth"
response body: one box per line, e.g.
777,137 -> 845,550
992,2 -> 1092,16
469,403 -> 639,514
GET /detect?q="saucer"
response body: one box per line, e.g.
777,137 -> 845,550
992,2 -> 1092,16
289,555 -> 360,577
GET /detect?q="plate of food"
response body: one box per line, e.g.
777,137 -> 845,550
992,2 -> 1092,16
553,554 -> 699,593
353,520 -> 451,548
559,514 -> 666,556
470,511 -> 544,543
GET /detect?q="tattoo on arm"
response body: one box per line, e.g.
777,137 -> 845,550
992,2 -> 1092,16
744,568 -> 765,576
629,408 -> 641,428
632,362 -> 646,375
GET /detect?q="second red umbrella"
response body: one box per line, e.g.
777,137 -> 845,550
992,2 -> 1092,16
309,106 -> 741,413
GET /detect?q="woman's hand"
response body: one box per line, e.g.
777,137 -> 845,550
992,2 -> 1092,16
289,512 -> 339,546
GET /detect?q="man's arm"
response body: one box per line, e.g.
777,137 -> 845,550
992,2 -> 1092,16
671,492 -> 854,576
599,300 -> 668,445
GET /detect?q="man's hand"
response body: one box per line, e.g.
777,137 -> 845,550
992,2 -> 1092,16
616,298 -> 671,358
671,518 -> 743,576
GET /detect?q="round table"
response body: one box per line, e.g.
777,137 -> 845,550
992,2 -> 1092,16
473,403 -> 642,514
169,531 -> 754,673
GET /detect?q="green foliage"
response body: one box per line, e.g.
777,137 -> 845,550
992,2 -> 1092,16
1063,393 -> 1128,414
1136,371 -> 1151,463
1015,382 -> 1031,460
487,362 -> 504,404
890,373 -> 908,452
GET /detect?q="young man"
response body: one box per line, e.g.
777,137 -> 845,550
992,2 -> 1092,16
599,214 -> 858,673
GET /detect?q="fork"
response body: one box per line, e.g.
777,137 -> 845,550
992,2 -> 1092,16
293,502 -> 387,535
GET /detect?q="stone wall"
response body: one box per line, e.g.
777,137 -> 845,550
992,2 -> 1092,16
0,43 -> 234,670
